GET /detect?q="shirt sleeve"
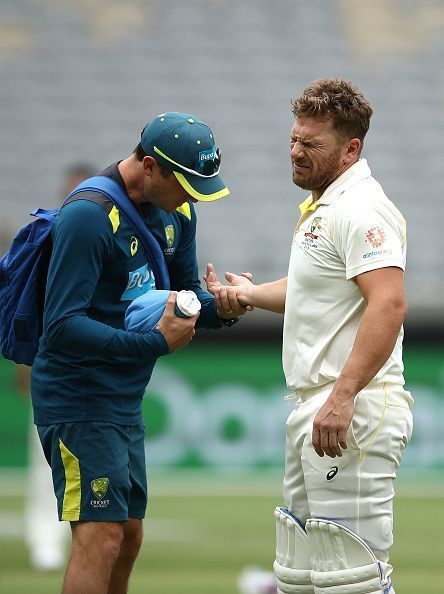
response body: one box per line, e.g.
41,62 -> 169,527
43,200 -> 169,359
168,204 -> 222,329
331,196 -> 406,280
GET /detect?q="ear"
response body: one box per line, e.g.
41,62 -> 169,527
142,155 -> 157,177
344,138 -> 361,164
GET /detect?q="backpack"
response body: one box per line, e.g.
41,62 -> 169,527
0,176 -> 170,366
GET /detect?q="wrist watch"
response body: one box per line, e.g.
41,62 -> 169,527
217,311 -> 240,327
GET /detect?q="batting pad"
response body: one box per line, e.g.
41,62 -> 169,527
273,507 -> 314,594
306,519 -> 385,594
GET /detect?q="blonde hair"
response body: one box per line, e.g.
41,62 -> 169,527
292,78 -> 373,145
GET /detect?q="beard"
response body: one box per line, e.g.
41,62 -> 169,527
292,146 -> 343,192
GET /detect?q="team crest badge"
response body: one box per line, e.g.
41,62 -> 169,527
91,478 -> 109,500
304,216 -> 322,240
311,217 -> 322,234
165,225 -> 174,248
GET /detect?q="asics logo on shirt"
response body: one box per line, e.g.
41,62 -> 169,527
130,236 -> 138,256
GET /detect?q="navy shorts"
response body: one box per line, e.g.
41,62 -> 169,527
37,421 -> 147,522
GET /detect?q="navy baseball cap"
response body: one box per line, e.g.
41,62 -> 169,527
140,112 -> 229,202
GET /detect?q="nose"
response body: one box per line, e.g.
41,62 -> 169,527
291,141 -> 305,160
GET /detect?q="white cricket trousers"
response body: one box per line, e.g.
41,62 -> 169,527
283,382 -> 413,578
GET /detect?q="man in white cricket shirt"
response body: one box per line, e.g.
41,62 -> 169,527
206,78 -> 413,594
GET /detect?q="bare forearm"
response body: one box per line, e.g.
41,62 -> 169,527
249,277 -> 287,313
211,269 -> 287,314
312,267 -> 407,459
332,300 -> 406,399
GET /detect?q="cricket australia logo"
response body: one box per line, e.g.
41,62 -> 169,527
301,216 -> 322,250
90,477 -> 110,509
164,224 -> 176,255
304,216 -> 322,240
165,225 -> 174,248
92,478 -> 109,500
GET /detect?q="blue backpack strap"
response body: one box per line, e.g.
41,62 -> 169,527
66,176 -> 170,290
30,208 -> 60,222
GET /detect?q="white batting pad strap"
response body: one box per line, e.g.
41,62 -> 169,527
274,507 -> 314,594
306,519 -> 383,594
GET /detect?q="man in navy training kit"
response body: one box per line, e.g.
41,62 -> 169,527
31,112 -> 245,594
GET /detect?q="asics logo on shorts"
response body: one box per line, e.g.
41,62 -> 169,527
326,466 -> 338,480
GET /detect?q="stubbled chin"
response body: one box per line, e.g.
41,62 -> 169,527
293,172 -> 306,183
293,174 -> 312,190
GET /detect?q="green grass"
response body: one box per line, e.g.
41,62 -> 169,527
0,471 -> 443,594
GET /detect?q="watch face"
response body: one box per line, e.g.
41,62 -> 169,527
220,316 -> 239,327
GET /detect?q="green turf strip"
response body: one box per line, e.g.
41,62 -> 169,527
0,487 -> 442,594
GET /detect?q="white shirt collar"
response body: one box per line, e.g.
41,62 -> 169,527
318,158 -> 372,205
299,158 -> 372,214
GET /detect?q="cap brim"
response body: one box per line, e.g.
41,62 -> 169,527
173,171 -> 230,202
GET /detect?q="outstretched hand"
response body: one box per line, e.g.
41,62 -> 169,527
203,263 -> 224,295
204,263 -> 254,318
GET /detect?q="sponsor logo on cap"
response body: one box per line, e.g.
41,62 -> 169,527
197,146 -> 221,175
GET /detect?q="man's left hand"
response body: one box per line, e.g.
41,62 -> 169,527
312,394 -> 355,458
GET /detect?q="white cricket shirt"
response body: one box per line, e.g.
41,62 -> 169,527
283,159 -> 406,390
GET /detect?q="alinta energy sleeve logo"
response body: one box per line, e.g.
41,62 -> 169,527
365,226 -> 386,248
363,225 -> 392,260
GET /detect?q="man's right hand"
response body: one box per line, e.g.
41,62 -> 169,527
223,271 -> 255,307
156,292 -> 199,352
205,263 -> 287,314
